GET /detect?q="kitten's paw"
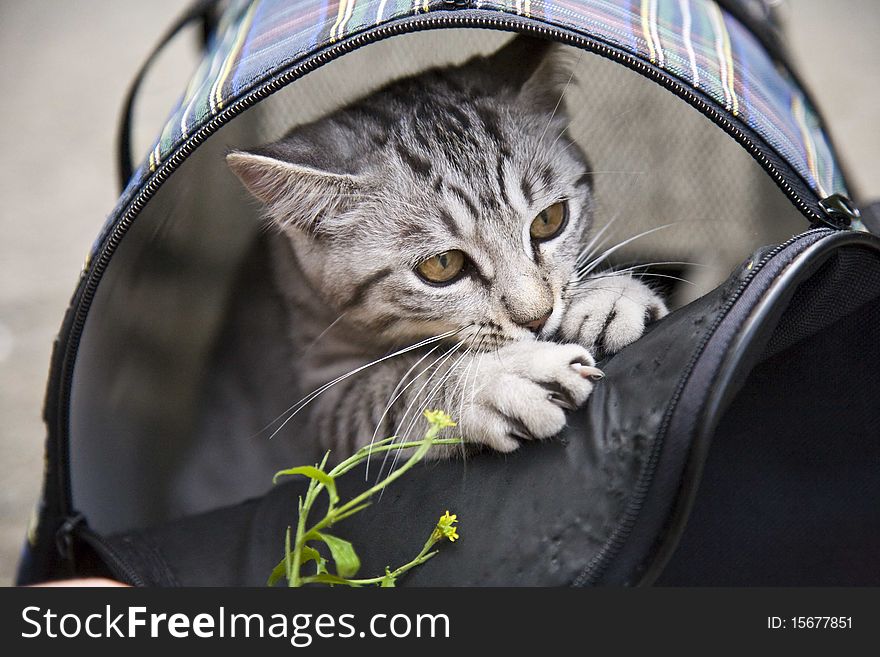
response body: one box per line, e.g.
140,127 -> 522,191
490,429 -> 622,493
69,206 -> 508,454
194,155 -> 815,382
561,274 -> 667,356
462,342 -> 602,452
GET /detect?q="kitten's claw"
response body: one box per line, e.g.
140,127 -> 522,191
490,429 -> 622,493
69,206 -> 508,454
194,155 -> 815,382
562,274 -> 668,357
547,390 -> 576,411
571,362 -> 604,380
458,341 -> 598,452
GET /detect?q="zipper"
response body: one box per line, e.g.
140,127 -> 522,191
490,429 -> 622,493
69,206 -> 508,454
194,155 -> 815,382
55,8 -> 841,516
576,226 -> 832,586
56,515 -> 147,586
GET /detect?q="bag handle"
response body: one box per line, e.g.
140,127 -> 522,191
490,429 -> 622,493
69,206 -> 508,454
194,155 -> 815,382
117,0 -> 223,191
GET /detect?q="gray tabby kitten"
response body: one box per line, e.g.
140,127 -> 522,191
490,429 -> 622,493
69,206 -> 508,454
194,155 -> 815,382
227,36 -> 667,457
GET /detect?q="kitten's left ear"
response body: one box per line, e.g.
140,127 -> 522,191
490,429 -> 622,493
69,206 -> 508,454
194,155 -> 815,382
482,35 -> 574,114
227,150 -> 370,234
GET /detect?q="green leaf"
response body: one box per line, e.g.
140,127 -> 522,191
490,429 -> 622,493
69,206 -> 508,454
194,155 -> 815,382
301,545 -> 328,574
267,558 -> 286,587
307,573 -> 360,587
284,526 -> 292,582
273,466 -> 339,505
300,545 -> 321,565
316,532 -> 361,578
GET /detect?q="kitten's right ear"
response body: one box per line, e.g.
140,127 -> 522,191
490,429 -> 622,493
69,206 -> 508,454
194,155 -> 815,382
482,35 -> 557,91
227,150 -> 367,233
481,35 -> 574,114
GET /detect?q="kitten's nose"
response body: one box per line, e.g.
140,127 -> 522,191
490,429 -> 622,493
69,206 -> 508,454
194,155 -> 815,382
520,311 -> 552,334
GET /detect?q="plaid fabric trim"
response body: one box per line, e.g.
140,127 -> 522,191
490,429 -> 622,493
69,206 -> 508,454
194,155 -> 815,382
102,0 -> 851,263
479,0 -> 846,201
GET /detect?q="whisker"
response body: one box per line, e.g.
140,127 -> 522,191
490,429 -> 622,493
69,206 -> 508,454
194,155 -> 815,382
465,341 -> 489,460
568,260 -> 708,287
385,339 -> 467,445
260,328 -> 462,440
537,50 -> 583,148
603,259 -> 708,271
373,339 -> 469,483
581,169 -> 648,176
631,271 -> 697,286
456,328 -> 485,439
563,286 -> 656,306
547,122 -> 571,154
574,211 -> 623,270
363,337 -> 464,479
456,332 -> 488,464
301,312 -> 348,357
402,341 -> 472,437
386,342 -> 475,478
576,223 -> 680,278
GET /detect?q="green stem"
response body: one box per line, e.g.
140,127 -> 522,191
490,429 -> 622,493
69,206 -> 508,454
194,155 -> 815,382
302,545 -> 439,587
289,497 -> 307,587
331,438 -> 463,478
289,474 -> 323,587
305,431 -> 443,539
281,418 -> 462,587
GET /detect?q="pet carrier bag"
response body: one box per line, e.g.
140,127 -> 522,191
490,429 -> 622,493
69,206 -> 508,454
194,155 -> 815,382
18,0 -> 880,586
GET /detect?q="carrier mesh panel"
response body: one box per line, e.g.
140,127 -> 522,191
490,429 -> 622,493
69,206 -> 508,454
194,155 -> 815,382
761,247 -> 880,361
71,30 -> 806,532
254,32 -> 804,303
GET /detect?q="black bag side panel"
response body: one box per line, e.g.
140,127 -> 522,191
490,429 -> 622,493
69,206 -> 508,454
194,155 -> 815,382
66,232 -> 880,587
657,243 -> 880,585
94,261 -> 761,586
588,229 -> 836,585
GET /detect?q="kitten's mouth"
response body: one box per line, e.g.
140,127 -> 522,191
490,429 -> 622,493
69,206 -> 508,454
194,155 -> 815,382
463,296 -> 564,350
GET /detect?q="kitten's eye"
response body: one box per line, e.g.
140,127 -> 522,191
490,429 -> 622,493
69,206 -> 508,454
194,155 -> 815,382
530,202 -> 568,241
416,250 -> 466,284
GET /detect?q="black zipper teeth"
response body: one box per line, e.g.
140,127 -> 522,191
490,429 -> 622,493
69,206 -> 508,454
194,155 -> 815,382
577,226 -> 831,586
77,527 -> 148,587
57,10 -> 832,515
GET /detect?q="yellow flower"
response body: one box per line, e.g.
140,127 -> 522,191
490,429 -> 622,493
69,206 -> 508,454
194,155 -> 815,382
431,510 -> 460,543
423,409 -> 457,429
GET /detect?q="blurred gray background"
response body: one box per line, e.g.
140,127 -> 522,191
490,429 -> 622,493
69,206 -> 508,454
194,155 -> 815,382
0,0 -> 877,584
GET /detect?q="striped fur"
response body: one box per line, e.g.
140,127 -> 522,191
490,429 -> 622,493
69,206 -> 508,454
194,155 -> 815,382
227,36 -> 667,457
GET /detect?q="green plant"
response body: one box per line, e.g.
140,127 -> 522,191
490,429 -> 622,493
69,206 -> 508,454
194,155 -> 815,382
268,409 -> 462,587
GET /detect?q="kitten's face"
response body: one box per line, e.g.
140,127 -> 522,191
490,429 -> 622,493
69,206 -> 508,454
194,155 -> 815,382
229,36 -> 593,351
306,120 -> 592,351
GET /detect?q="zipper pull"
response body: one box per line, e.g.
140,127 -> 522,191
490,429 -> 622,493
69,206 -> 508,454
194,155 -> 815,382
818,193 -> 860,229
55,513 -> 86,561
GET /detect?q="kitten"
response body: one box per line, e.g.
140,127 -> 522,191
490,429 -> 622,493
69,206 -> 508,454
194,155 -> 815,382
227,36 -> 667,457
